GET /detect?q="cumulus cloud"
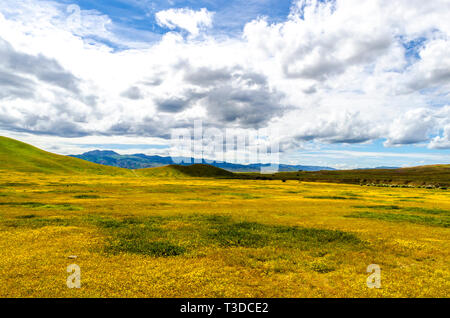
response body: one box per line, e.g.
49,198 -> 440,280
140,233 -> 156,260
0,70 -> 36,100
183,66 -> 233,86
292,111 -> 382,144
0,34 -> 94,137
404,39 -> 450,92
384,108 -> 436,146
0,36 -> 80,95
155,63 -> 286,127
428,106 -> 450,149
156,95 -> 197,113
0,0 -> 449,159
121,86 -> 144,100
202,80 -> 285,127
156,8 -> 214,36
430,125 -> 450,149
244,1 -> 393,81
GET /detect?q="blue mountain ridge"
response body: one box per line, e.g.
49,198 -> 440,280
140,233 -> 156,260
70,150 -> 337,172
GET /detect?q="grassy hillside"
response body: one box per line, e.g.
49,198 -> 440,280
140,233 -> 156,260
1,136 -> 449,186
237,165 -> 450,187
136,164 -> 234,178
0,136 -> 234,178
0,136 -> 130,175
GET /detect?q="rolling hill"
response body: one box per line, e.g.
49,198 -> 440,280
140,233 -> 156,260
0,136 -> 131,175
1,136 -> 449,186
136,164 -> 234,178
71,150 -> 335,172
0,136 -> 234,178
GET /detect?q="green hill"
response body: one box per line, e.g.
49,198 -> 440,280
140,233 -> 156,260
136,164 -> 234,178
0,136 -> 130,175
0,136 -> 235,178
237,165 -> 450,187
1,135 -> 449,185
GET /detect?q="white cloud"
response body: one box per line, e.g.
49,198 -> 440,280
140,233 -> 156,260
155,8 -> 214,36
428,106 -> 450,149
0,0 -> 449,161
384,108 -> 436,146
429,125 -> 450,149
404,38 -> 450,92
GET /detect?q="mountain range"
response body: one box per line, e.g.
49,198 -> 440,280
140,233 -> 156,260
70,150 -> 337,172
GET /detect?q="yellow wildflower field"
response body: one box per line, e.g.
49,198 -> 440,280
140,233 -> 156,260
0,171 -> 449,297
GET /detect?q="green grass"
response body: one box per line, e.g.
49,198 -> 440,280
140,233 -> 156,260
107,234 -> 186,257
0,202 -> 46,208
73,194 -> 101,199
305,196 -> 359,200
352,205 -> 450,216
402,207 -> 450,216
353,205 -> 401,210
4,216 -> 75,228
106,216 -> 363,254
345,212 -> 450,228
0,136 -> 130,175
339,192 -> 361,197
16,214 -> 38,219
223,193 -> 262,199
0,182 -> 38,187
310,260 -> 336,273
0,202 -> 83,210
209,222 -> 269,247
143,184 -> 195,193
0,213 -> 364,257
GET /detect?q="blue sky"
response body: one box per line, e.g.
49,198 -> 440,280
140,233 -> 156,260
58,0 -> 293,45
0,0 -> 449,169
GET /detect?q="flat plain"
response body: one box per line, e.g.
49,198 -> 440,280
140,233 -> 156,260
0,170 -> 449,297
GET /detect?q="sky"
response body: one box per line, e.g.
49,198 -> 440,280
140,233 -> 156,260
0,0 -> 449,169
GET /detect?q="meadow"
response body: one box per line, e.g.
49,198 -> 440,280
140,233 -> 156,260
0,170 -> 449,297
237,165 -> 450,188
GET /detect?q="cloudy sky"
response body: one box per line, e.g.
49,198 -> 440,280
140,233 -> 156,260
0,0 -> 449,169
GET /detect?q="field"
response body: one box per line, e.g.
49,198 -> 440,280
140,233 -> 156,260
1,170 -> 449,297
237,165 -> 450,188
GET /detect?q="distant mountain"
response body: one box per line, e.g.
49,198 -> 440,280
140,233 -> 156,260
70,150 -> 336,172
374,166 -> 400,169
